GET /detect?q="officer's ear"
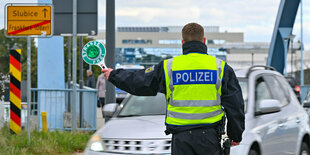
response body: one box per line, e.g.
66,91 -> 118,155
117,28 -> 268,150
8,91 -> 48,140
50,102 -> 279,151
182,40 -> 185,44
203,37 -> 206,44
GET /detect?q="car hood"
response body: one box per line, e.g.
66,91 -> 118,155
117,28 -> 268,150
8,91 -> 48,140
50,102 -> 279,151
98,115 -> 171,139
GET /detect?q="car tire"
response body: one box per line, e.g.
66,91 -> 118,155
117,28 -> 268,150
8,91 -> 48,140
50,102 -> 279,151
300,142 -> 309,155
248,149 -> 259,155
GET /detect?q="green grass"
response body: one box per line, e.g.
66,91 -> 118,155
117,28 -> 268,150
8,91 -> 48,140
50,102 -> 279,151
0,125 -> 94,155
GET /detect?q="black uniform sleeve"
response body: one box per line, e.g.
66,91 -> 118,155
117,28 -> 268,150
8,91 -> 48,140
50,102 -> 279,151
221,64 -> 245,142
108,61 -> 166,96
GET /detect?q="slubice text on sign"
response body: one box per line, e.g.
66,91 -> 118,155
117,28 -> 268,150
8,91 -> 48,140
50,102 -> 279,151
6,6 -> 52,36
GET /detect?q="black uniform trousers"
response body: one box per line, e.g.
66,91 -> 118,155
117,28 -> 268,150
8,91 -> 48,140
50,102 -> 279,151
171,128 -> 221,155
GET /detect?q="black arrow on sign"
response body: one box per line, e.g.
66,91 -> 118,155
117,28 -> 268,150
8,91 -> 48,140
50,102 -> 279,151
42,8 -> 48,18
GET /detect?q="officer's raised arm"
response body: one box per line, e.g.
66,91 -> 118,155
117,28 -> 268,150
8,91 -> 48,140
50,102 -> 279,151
101,62 -> 165,96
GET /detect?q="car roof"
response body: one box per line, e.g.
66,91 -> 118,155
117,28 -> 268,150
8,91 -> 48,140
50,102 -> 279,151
235,69 -> 248,78
235,66 -> 282,79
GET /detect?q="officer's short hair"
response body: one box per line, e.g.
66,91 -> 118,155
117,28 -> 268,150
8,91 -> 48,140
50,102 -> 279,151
182,23 -> 204,42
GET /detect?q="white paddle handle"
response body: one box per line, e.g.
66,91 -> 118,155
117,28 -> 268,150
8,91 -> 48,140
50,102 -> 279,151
97,61 -> 107,70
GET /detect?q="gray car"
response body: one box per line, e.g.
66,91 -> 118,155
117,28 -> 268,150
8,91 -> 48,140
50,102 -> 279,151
84,93 -> 171,155
85,66 -> 310,155
231,66 -> 310,155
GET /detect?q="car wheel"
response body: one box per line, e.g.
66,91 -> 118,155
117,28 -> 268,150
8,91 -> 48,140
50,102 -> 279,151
248,149 -> 259,155
300,142 -> 309,155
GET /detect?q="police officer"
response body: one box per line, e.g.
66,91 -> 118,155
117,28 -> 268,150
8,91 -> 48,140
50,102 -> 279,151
102,23 -> 245,155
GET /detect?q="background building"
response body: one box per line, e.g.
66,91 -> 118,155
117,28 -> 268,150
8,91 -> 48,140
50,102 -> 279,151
91,26 -> 310,73
224,42 -> 310,75
92,26 -> 243,66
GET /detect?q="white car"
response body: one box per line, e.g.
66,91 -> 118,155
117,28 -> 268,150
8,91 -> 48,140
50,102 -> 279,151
231,66 -> 310,155
85,66 -> 310,155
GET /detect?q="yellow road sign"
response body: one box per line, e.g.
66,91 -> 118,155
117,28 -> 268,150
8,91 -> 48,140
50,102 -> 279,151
5,5 -> 53,37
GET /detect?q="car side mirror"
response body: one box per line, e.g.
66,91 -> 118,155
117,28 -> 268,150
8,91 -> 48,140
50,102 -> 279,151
303,101 -> 310,108
103,103 -> 119,117
255,99 -> 281,116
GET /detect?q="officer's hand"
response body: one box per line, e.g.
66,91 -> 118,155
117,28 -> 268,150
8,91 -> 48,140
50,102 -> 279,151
101,68 -> 113,80
231,140 -> 240,146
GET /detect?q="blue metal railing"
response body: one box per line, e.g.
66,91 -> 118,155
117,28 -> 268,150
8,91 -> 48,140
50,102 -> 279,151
31,88 -> 97,131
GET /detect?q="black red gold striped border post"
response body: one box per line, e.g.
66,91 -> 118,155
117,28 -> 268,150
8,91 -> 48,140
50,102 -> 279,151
9,49 -> 21,134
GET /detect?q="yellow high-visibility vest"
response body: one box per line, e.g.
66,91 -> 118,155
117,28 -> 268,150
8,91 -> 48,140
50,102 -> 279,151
163,53 -> 225,126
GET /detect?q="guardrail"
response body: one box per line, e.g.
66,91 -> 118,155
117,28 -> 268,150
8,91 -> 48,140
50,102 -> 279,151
30,88 -> 97,131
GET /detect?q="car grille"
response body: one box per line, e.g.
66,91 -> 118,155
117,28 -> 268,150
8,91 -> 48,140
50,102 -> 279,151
102,138 -> 171,154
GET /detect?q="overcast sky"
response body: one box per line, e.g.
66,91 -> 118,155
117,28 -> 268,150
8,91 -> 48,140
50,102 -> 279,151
1,0 -> 310,49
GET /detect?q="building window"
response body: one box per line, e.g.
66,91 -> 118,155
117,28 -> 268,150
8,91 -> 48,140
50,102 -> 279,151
207,40 -> 226,45
158,40 -> 182,45
122,39 -> 152,44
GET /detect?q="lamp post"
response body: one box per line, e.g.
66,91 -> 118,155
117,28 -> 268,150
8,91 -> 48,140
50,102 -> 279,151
289,34 -> 296,77
283,37 -> 289,76
300,0 -> 304,86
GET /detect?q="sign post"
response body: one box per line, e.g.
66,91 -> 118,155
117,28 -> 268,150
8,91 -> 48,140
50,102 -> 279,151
106,0 -> 116,104
5,3 -> 53,141
27,37 -> 31,140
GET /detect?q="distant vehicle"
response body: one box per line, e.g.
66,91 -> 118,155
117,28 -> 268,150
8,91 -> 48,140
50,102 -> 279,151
231,66 -> 310,155
84,93 -> 171,155
302,91 -> 310,116
115,65 -> 145,103
85,65 -> 310,155
304,91 -> 310,105
285,76 -> 301,102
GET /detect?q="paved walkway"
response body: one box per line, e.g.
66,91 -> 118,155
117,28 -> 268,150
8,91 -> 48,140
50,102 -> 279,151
96,107 -> 105,130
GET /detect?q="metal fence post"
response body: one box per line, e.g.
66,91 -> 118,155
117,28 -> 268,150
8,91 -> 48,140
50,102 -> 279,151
67,37 -> 71,112
72,0 -> 78,131
79,36 -> 84,128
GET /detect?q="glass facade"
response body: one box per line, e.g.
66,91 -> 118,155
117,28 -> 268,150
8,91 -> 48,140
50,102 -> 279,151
144,48 -> 182,56
158,40 -> 182,45
116,47 -> 227,67
94,26 -> 243,68
122,39 -> 152,44
207,40 -> 226,45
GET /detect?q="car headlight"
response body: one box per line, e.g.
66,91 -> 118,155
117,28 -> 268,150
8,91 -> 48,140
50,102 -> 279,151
87,134 -> 106,152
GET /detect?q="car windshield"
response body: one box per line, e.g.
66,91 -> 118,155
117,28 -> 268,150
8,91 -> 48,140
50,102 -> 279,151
118,93 -> 166,117
238,78 -> 248,112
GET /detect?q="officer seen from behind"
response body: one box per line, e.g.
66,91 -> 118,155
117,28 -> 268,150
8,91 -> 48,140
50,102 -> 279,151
102,23 -> 245,155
